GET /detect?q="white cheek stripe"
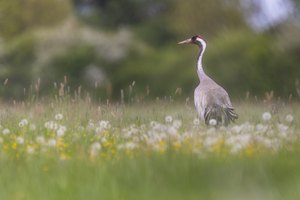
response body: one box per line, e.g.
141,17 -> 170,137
196,38 -> 206,49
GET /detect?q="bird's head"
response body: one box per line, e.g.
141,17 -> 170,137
178,35 -> 206,48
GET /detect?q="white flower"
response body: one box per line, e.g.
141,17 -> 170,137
277,123 -> 289,133
285,114 -> 294,123
230,143 -> 244,154
173,120 -> 182,129
255,136 -> 273,149
55,113 -> 63,120
231,125 -> 242,134
56,127 -> 66,137
125,142 -> 137,150
167,126 -> 178,136
19,122 -> 24,127
262,112 -> 272,122
27,146 -> 35,154
150,121 -> 158,127
256,124 -> 268,133
36,136 -> 45,144
19,119 -> 29,127
90,142 -> 101,156
165,115 -> 173,123
44,121 -> 59,130
193,118 -> 200,126
95,127 -> 103,134
87,122 -> 95,130
203,136 -> 219,148
99,120 -> 111,129
91,142 -> 101,151
2,128 -> 10,135
48,139 -> 57,147
209,119 -> 217,126
240,122 -> 255,132
16,136 -> 24,144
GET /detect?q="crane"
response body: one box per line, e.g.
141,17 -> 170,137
178,35 -> 238,126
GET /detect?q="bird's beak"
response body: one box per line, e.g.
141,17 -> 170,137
178,38 -> 192,45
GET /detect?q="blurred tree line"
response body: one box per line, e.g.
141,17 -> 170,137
0,0 -> 299,101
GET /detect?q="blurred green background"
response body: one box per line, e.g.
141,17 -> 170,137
0,0 -> 300,101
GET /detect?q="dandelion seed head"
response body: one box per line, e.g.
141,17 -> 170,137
150,121 -> 156,126
57,128 -> 65,137
2,128 -> 10,135
193,118 -> 200,126
125,142 -> 136,150
167,126 -> 177,136
262,112 -> 272,122
231,125 -> 242,134
95,127 -> 103,134
55,113 -> 63,120
87,122 -> 95,130
27,146 -> 35,154
19,119 -> 28,127
256,123 -> 268,133
257,137 -> 273,149
45,121 -> 59,130
173,120 -> 182,129
36,136 -> 45,144
203,136 -> 218,148
241,122 -> 255,132
285,114 -> 294,123
19,122 -> 24,127
209,119 -> 217,126
22,119 -> 28,125
165,115 -> 173,123
99,120 -> 111,129
277,123 -> 289,133
230,143 -> 244,154
16,136 -> 24,144
91,142 -> 101,151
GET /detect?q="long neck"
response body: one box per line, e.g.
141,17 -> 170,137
196,43 -> 207,81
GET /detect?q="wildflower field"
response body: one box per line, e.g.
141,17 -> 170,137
0,97 -> 299,200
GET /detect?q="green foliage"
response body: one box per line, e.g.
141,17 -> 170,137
0,0 -> 71,39
43,45 -> 95,86
167,0 -> 247,38
39,44 -> 110,98
77,0 -> 170,28
112,46 -> 196,99
0,34 -> 36,98
0,0 -> 300,100
205,30 -> 300,98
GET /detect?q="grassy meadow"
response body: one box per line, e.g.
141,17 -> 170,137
0,93 -> 299,200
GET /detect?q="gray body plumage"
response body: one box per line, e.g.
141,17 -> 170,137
194,76 -> 237,126
179,35 -> 238,126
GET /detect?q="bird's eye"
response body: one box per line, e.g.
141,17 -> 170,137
191,36 -> 197,41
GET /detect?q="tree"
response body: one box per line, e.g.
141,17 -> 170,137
0,0 -> 71,39
166,0 -> 247,38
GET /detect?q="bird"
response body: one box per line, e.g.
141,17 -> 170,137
178,35 -> 238,126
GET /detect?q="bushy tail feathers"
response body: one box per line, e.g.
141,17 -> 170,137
204,104 -> 238,126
